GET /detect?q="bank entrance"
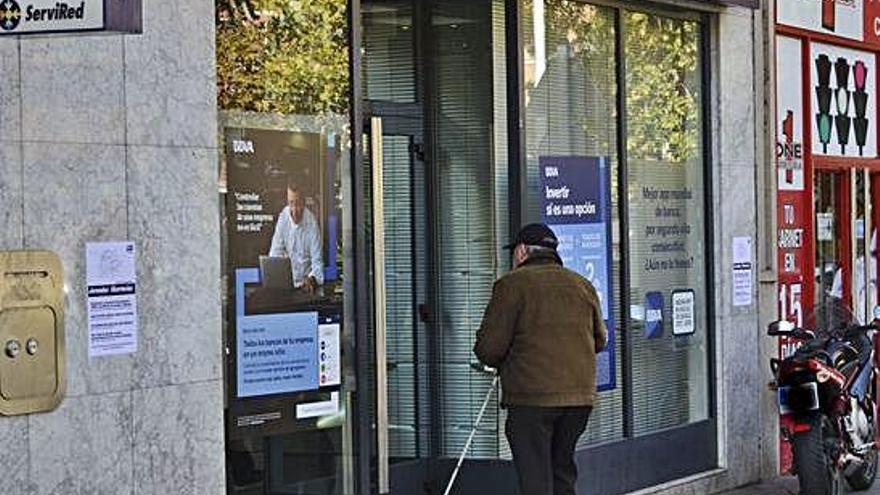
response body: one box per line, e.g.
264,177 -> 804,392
220,1 -> 719,494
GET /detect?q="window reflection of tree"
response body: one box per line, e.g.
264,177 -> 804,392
216,0 -> 350,115
530,4 -> 701,163
624,13 -> 701,164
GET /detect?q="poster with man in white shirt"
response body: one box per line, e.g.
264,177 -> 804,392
269,180 -> 324,292
224,125 -> 346,410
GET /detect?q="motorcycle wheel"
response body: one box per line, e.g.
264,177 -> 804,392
846,448 -> 878,491
845,399 -> 878,491
793,415 -> 842,495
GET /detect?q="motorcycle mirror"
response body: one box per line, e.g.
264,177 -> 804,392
768,320 -> 795,336
874,305 -> 880,321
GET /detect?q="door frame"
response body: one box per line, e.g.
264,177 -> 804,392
347,1 -> 373,493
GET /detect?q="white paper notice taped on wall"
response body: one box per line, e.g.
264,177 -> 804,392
86,242 -> 138,357
733,237 -> 753,307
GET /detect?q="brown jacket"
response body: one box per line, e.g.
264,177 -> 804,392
474,251 -> 607,407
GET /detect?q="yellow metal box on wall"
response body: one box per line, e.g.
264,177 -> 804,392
0,251 -> 64,416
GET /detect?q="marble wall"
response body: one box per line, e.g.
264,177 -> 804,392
0,0 -> 224,493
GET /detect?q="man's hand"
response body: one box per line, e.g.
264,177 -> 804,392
470,362 -> 498,375
304,276 -> 318,294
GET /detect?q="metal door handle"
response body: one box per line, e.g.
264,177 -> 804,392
370,116 -> 390,494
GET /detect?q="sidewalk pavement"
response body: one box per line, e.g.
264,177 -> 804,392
717,475 -> 880,494
717,477 -> 798,495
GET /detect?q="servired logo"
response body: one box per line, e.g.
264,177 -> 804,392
0,0 -> 21,31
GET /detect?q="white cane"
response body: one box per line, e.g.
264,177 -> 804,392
443,367 -> 500,495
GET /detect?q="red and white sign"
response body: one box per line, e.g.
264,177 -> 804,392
777,36 -> 805,191
776,36 -> 812,331
775,34 -> 816,475
778,0 -> 864,41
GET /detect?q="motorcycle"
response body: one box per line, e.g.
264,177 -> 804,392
768,302 -> 880,495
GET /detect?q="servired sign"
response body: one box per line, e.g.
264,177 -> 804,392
0,0 -> 140,35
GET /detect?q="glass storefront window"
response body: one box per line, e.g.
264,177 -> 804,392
815,170 -> 879,325
521,2 -> 710,443
217,1 -> 356,493
624,11 -> 709,435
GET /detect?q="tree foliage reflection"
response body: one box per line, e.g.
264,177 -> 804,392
216,0 -> 349,114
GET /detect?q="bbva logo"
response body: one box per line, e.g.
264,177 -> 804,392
233,139 -> 255,154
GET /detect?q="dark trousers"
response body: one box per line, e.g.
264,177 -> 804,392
505,405 -> 592,495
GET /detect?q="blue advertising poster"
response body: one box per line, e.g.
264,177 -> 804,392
644,291 -> 664,339
540,156 -> 616,391
235,269 -> 320,398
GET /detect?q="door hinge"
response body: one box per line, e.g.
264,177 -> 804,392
410,142 -> 426,162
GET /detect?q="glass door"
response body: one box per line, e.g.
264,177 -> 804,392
359,1 -> 515,493
363,113 -> 433,494
361,0 -> 514,495
814,169 -> 876,325
364,112 -> 514,495
814,170 -> 845,312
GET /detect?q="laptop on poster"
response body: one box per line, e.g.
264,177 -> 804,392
259,256 -> 294,289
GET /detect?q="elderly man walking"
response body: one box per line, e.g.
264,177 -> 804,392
474,223 -> 607,495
